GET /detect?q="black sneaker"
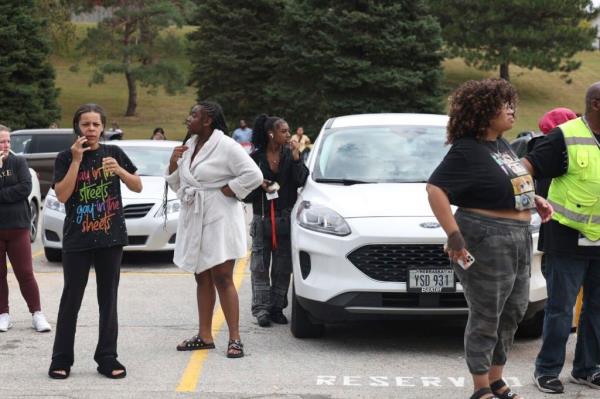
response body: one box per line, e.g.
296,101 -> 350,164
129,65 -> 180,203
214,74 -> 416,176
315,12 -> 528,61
534,374 -> 564,393
270,311 -> 288,325
570,372 -> 600,390
257,314 -> 271,327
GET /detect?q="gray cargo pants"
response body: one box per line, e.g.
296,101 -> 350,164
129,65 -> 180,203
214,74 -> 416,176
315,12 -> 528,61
250,215 -> 292,317
454,208 -> 531,375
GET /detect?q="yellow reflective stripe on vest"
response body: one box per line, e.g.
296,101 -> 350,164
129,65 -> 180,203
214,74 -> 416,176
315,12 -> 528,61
548,199 -> 600,224
564,137 -> 598,146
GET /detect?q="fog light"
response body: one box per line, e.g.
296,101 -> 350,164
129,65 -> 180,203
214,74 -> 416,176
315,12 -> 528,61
168,234 -> 176,244
45,230 -> 60,242
299,251 -> 311,279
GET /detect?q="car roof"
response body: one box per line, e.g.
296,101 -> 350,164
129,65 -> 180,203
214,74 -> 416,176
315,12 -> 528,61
106,139 -> 179,148
325,113 -> 449,129
10,128 -> 73,135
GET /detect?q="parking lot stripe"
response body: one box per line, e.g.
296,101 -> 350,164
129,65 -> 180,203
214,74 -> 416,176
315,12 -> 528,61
7,249 -> 43,270
175,254 -> 250,393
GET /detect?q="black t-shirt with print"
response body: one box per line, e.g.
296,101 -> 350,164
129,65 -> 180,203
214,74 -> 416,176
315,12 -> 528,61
428,137 -> 535,211
53,144 -> 137,252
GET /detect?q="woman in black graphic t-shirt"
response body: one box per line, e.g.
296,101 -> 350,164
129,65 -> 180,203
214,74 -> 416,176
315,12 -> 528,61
48,104 -> 142,380
427,79 -> 553,399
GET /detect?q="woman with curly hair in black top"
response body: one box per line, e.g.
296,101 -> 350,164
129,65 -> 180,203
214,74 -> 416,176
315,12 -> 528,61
427,79 -> 553,399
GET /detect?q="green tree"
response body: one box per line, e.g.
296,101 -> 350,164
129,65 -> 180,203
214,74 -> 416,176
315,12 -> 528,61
37,0 -> 76,57
187,0 -> 286,127
0,0 -> 61,129
432,0 -> 598,81
271,0 -> 444,134
74,0 -> 192,116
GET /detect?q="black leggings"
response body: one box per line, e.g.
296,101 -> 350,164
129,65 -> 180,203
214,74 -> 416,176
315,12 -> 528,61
51,246 -> 123,368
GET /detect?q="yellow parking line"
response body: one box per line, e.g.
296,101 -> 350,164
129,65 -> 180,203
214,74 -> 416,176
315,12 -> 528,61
7,249 -> 44,269
176,255 -> 250,393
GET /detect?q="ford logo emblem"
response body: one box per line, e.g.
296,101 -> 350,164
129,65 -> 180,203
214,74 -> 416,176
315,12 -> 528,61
420,222 -> 440,229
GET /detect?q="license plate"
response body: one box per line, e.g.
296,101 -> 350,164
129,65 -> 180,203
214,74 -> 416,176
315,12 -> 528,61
407,268 -> 455,293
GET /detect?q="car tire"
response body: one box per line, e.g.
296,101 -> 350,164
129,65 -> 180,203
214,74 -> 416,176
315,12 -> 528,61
44,247 -> 62,263
516,309 -> 544,338
291,283 -> 325,338
29,200 -> 39,243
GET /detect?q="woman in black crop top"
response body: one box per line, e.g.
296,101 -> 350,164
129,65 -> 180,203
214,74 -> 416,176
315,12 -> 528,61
427,79 -> 553,399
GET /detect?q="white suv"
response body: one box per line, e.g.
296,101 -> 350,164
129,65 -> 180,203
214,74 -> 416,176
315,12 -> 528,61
290,114 -> 546,338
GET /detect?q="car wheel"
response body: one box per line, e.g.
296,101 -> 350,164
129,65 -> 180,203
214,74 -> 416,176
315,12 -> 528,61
516,309 -> 544,338
29,200 -> 39,243
44,247 -> 62,263
291,283 -> 325,338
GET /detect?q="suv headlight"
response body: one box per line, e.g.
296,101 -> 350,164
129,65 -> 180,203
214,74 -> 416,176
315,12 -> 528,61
155,199 -> 181,217
529,211 -> 541,234
296,201 -> 351,236
45,194 -> 65,214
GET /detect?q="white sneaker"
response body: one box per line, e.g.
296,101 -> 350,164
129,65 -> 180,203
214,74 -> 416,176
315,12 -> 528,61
0,313 -> 11,332
32,311 -> 51,332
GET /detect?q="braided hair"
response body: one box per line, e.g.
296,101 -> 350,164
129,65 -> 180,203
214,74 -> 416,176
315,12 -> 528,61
252,114 -> 285,151
180,101 -> 229,146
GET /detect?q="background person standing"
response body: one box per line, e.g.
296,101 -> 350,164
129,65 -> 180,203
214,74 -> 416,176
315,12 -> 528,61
0,125 -> 51,333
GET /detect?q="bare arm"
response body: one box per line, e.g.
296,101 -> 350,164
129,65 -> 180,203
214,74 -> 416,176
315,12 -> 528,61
55,136 -> 89,203
426,183 -> 469,264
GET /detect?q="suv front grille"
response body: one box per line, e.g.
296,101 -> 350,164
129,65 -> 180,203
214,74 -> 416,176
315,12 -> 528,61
347,244 -> 452,282
123,203 -> 154,219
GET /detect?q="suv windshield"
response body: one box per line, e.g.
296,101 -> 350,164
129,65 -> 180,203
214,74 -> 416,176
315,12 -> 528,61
313,125 -> 448,183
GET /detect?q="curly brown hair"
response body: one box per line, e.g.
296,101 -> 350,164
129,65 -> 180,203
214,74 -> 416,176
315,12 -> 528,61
446,78 -> 518,144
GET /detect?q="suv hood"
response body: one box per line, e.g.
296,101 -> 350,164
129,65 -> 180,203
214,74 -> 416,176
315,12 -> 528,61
302,180 -> 435,218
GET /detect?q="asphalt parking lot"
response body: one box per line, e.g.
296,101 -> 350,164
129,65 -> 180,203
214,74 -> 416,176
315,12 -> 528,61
0,227 -> 593,399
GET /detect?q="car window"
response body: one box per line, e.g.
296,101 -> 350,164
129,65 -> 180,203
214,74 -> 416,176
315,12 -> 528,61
118,146 -> 172,176
10,135 -> 32,154
30,134 -> 74,153
314,125 -> 449,183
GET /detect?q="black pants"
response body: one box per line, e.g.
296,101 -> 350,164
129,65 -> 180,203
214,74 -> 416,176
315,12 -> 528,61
51,246 -> 123,368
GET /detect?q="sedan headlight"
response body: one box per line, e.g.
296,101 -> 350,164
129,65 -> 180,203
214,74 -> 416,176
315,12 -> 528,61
155,199 -> 181,217
296,201 -> 351,236
45,194 -> 65,214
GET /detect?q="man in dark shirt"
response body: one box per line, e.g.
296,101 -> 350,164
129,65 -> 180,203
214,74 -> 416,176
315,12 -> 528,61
523,82 -> 600,394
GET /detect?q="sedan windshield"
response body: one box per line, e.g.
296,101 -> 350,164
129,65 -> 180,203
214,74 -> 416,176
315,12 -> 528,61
313,125 -> 449,183
120,146 -> 172,177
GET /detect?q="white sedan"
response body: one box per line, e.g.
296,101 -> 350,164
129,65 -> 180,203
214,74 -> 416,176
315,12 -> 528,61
290,113 -> 546,338
41,140 -> 180,262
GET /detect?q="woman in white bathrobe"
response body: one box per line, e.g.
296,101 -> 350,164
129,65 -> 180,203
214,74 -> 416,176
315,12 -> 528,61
166,101 -> 262,358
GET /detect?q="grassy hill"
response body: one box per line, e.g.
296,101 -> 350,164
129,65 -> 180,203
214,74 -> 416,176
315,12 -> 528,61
51,24 -> 600,141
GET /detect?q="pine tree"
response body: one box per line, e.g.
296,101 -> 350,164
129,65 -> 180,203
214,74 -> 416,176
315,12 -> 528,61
0,0 -> 61,129
432,0 -> 598,81
74,0 -> 192,116
187,0 -> 286,127
270,0 -> 444,134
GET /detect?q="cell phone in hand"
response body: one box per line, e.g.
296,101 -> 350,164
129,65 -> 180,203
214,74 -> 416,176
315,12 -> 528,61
457,251 -> 475,270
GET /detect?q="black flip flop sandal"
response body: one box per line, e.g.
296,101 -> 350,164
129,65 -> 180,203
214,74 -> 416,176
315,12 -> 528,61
97,359 -> 127,379
491,379 -> 521,399
176,334 -> 216,351
226,339 -> 244,358
48,366 -> 70,380
470,387 -> 499,399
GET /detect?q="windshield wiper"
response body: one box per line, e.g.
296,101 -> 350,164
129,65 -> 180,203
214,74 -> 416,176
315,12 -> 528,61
314,178 -> 372,185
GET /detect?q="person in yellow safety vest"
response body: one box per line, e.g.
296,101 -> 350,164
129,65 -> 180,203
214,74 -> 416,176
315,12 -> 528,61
522,82 -> 600,394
